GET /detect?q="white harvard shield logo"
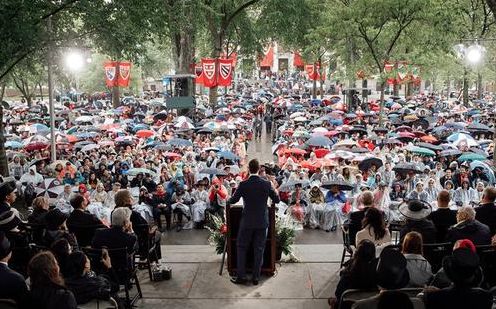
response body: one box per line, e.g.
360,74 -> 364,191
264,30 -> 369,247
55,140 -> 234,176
120,64 -> 130,80
105,66 -> 116,81
203,63 -> 216,80
219,62 -> 232,79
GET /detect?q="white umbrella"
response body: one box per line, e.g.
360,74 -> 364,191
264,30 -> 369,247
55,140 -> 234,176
81,143 -> 100,152
75,116 -> 94,123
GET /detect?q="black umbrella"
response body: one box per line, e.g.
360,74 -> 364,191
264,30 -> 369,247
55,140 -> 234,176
199,168 -> 228,176
416,142 -> 442,152
349,127 -> 368,135
373,127 -> 388,133
279,179 -> 310,192
358,157 -> 383,171
392,162 -> 423,174
439,149 -> 462,157
167,138 -> 193,147
321,180 -> 353,191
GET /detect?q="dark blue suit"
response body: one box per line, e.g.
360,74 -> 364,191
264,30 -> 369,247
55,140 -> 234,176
228,175 -> 279,280
0,262 -> 30,307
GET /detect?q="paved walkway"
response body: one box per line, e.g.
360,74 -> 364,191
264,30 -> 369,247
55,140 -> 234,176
137,244 -> 342,309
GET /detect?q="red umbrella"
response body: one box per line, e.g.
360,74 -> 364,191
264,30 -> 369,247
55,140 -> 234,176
313,148 -> 331,158
163,152 -> 182,159
284,148 -> 306,155
136,129 -> 155,138
398,131 -> 416,138
420,135 -> 438,143
25,142 -> 49,152
325,130 -> 339,137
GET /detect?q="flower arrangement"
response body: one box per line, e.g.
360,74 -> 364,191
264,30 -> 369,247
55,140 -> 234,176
206,214 -> 227,254
206,212 -> 298,262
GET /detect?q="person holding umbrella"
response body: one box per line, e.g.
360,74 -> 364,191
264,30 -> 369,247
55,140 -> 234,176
323,182 -> 349,232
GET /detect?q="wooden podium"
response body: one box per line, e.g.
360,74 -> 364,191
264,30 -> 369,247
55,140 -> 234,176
226,203 -> 276,276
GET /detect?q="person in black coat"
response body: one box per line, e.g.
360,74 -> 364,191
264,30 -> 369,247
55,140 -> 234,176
228,159 -> 280,285
0,181 -> 17,215
92,207 -> 138,271
474,187 -> 496,235
399,200 -> 437,244
424,248 -> 492,309
0,232 -> 30,308
27,196 -> 50,225
348,191 -> 375,246
446,206 -> 491,245
28,251 -> 77,309
427,190 -> 457,242
67,194 -> 107,247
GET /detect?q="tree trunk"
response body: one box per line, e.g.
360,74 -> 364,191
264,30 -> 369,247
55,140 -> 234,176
0,83 -> 9,177
208,32 -> 223,107
446,73 -> 451,98
477,72 -> 483,99
463,67 -> 469,106
112,62 -> 120,108
312,63 -> 317,99
379,81 -> 385,126
38,82 -> 43,100
362,79 -> 368,108
393,83 -> 399,97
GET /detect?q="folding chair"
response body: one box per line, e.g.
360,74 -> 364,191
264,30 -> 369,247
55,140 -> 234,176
82,247 -> 142,309
338,289 -> 379,309
340,225 -> 354,268
133,223 -> 160,279
422,242 -> 453,273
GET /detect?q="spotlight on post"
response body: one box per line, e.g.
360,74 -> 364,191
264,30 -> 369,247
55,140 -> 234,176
466,44 -> 484,64
65,51 -> 84,72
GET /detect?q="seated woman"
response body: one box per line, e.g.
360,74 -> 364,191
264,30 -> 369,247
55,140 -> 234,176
288,183 -> 308,225
355,207 -> 391,250
44,209 -> 79,251
28,196 -> 50,225
401,231 -> 432,287
331,240 -> 377,307
65,251 -> 119,305
89,183 -> 108,204
50,238 -> 73,278
190,180 -> 209,228
28,251 -> 77,309
170,186 -> 193,232
307,182 -> 325,229
454,180 -> 478,207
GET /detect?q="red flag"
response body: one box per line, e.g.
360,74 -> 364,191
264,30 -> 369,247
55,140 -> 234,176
217,58 -> 233,87
305,64 -> 320,81
195,65 -> 204,85
104,61 -> 118,87
117,61 -> 132,87
201,58 -> 217,88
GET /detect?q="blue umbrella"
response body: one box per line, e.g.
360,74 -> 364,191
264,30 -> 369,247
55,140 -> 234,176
470,161 -> 496,184
306,135 -> 332,147
218,151 -> 239,161
5,141 -> 23,149
133,124 -> 149,132
167,138 -> 193,147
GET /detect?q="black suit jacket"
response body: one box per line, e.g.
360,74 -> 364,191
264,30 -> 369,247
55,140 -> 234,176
0,263 -> 29,307
92,227 -> 138,270
348,208 -> 368,246
67,209 -> 105,228
424,287 -> 492,309
228,175 -> 280,229
0,202 -> 10,215
428,208 -> 457,242
475,203 -> 496,235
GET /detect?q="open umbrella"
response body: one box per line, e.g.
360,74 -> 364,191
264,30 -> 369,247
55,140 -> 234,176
36,178 -> 65,199
29,123 -> 50,134
358,157 -> 383,171
127,168 -> 157,177
278,179 -> 310,192
25,142 -> 49,152
136,129 -> 155,138
167,138 -> 193,147
439,149 -> 462,157
284,148 -> 306,155
457,152 -> 487,162
5,141 -> 23,149
416,142 -> 442,152
393,162 -> 423,174
218,151 -> 240,161
306,135 -> 332,147
470,161 -> 496,184
199,168 -> 228,176
404,145 -> 436,157
321,180 -> 353,191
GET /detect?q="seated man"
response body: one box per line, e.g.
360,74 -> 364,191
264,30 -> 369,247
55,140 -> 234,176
475,187 -> 496,235
67,194 -> 107,246
0,232 -> 30,308
423,248 -> 492,309
446,206 -> 491,245
92,207 -> 138,272
427,190 -> 457,242
399,200 -> 437,244
348,191 -> 374,246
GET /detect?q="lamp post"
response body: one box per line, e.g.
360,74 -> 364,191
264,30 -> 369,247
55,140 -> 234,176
65,51 -> 84,103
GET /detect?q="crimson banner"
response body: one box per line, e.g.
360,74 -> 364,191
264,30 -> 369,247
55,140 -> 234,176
104,61 -> 118,87
305,64 -> 321,81
117,61 -> 132,87
201,58 -> 217,88
217,58 -> 233,87
195,65 -> 204,85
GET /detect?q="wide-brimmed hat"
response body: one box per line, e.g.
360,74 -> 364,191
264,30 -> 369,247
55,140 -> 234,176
376,248 -> 410,289
443,248 -> 482,286
399,199 -> 432,220
45,209 -> 69,230
0,210 -> 21,232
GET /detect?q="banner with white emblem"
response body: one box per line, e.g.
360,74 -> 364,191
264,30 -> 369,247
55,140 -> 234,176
201,58 -> 217,88
218,58 -> 233,87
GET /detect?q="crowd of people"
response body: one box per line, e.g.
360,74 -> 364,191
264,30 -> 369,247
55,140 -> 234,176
0,80 -> 495,308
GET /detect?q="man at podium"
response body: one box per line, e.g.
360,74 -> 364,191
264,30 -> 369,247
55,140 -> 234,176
228,159 -> 280,285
